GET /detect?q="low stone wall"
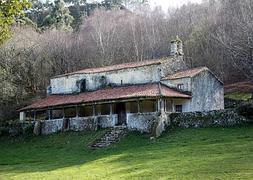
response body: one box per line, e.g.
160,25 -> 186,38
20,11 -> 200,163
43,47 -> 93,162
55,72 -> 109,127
127,113 -> 158,132
98,115 -> 118,128
69,117 -> 98,131
169,109 -> 246,128
41,119 -> 64,135
33,115 -> 118,135
0,122 -> 34,137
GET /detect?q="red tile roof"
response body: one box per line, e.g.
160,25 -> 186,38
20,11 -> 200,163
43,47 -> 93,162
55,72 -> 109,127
54,59 -> 164,78
162,67 -> 208,80
19,83 -> 190,111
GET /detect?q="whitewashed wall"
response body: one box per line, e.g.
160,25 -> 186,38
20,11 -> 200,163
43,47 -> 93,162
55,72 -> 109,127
50,64 -> 161,94
190,70 -> 224,111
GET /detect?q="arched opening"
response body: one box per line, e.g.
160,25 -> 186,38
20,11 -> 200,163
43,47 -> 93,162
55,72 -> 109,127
80,79 -> 86,92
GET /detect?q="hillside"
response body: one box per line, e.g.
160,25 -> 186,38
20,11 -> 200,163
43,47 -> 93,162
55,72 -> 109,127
0,126 -> 252,179
224,81 -> 253,101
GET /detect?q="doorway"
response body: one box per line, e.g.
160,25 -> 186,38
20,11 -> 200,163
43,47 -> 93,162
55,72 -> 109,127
116,102 -> 126,125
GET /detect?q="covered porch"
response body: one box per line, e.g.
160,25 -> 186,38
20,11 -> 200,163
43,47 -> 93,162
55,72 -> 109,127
19,83 -> 191,134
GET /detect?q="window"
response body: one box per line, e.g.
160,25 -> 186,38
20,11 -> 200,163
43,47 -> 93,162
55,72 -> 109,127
175,105 -> 183,112
177,84 -> 184,90
126,101 -> 138,113
140,100 -> 156,113
79,105 -> 93,117
64,107 -> 76,118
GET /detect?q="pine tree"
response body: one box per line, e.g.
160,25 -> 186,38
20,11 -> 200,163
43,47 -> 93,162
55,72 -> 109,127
43,0 -> 74,31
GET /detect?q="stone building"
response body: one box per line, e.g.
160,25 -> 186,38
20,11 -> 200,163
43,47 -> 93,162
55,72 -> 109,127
19,40 -> 224,135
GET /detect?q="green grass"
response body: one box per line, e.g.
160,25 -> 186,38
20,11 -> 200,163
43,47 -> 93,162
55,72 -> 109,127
0,126 -> 253,179
225,92 -> 252,101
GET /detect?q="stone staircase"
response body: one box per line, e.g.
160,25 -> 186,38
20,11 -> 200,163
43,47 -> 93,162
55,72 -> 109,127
91,126 -> 127,148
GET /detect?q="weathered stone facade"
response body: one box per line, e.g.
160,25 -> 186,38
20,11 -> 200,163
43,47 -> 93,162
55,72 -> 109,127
162,69 -> 224,112
41,119 -> 64,135
51,64 -> 161,94
19,44 -> 225,137
190,71 -> 224,111
169,110 -> 246,128
127,113 -> 158,132
98,115 -> 118,128
69,117 -> 98,131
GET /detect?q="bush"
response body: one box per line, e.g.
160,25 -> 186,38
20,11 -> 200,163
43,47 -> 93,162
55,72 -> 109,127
0,127 -> 10,136
23,123 -> 34,135
236,102 -> 253,121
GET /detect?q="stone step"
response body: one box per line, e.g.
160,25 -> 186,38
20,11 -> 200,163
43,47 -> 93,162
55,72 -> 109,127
91,126 -> 127,148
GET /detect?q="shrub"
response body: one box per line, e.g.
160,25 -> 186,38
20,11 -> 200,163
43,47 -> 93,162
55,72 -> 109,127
236,102 -> 253,121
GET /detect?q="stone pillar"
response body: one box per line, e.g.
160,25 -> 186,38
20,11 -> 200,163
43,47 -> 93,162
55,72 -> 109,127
76,106 -> 79,118
157,99 -> 160,112
48,109 -> 52,120
33,121 -> 41,136
160,99 -> 165,113
62,108 -> 65,119
19,112 -> 26,122
92,105 -> 96,116
172,100 -> 175,112
33,111 -> 36,122
110,104 -> 113,115
137,100 -> 140,113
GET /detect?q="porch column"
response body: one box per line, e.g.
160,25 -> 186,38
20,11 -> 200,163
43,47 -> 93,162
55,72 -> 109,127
157,99 -> 163,113
172,100 -> 175,112
137,100 -> 140,113
160,99 -> 165,113
61,108 -> 64,119
76,105 -> 79,118
33,110 -> 36,121
110,104 -> 113,115
92,104 -> 96,116
48,109 -> 52,120
19,112 -> 26,122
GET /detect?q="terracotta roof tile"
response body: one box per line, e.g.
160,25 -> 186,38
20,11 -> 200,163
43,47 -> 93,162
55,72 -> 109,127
19,83 -> 190,111
54,59 -> 164,78
162,67 -> 208,80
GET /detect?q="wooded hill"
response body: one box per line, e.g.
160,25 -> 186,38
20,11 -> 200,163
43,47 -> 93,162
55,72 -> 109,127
0,0 -> 253,122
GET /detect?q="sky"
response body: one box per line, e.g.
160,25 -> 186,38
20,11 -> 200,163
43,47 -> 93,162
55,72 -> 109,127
149,0 -> 203,11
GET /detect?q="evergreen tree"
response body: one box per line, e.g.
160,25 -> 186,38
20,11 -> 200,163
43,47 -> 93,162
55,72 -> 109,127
43,0 -> 74,31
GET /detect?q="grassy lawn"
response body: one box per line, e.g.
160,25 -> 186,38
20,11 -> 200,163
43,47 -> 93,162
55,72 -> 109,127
225,92 -> 252,101
0,126 -> 253,179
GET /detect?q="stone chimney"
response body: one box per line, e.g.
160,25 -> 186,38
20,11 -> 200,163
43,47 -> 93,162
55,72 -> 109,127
170,40 -> 178,56
170,36 -> 183,56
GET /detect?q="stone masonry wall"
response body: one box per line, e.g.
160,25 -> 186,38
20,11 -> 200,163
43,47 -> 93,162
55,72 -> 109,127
190,70 -> 224,112
169,109 -> 246,129
127,113 -> 158,132
69,117 -> 98,131
35,115 -> 117,135
41,119 -> 64,135
98,115 -> 118,128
